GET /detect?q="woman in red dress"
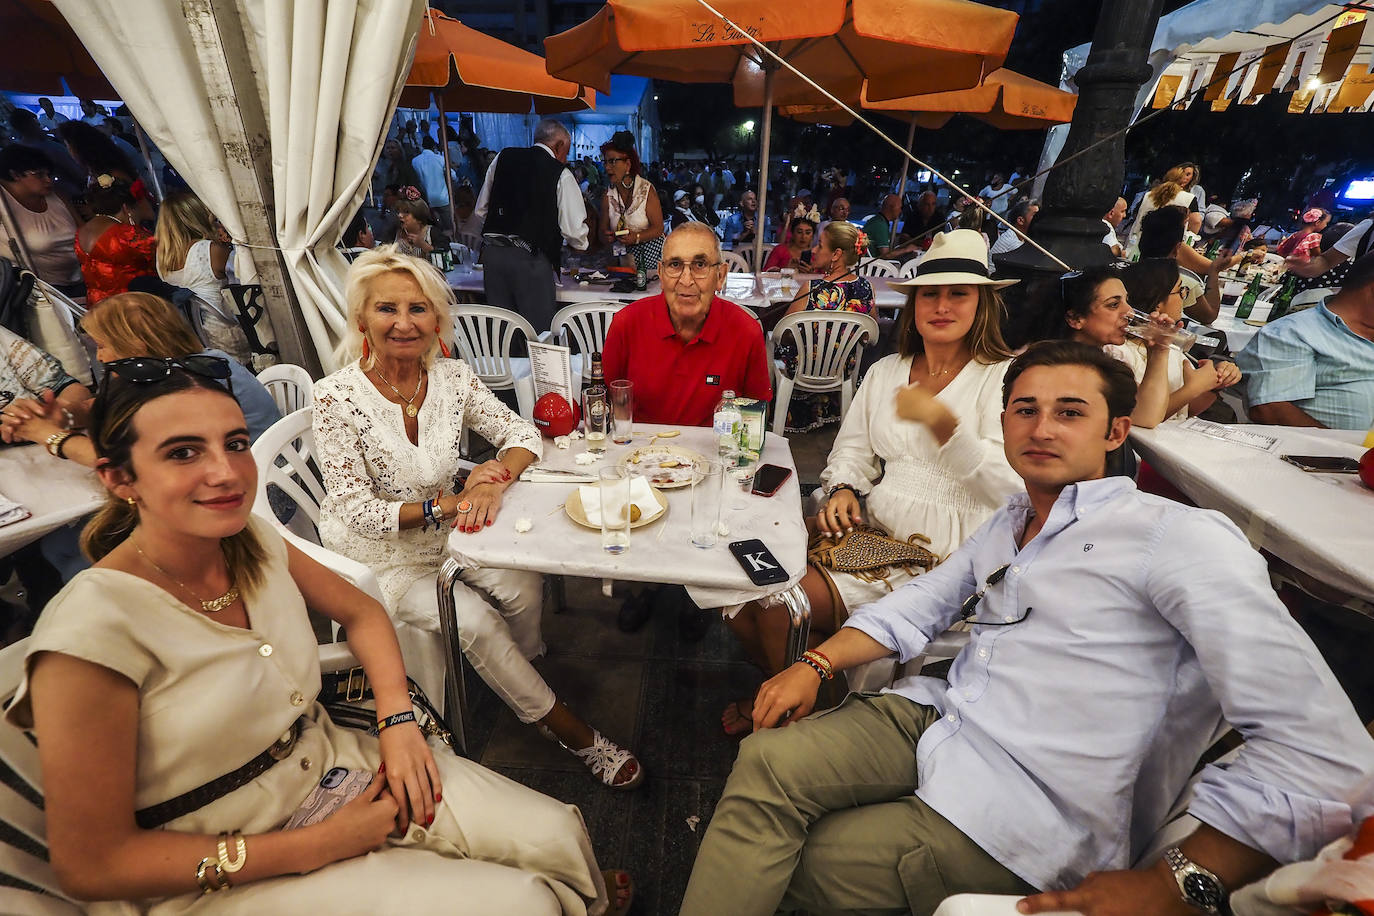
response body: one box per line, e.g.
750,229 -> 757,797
75,175 -> 158,306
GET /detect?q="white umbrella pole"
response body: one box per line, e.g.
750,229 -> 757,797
752,62 -> 775,283
896,119 -> 916,196
437,93 -> 456,234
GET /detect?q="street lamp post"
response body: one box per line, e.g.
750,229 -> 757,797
995,0 -> 1164,344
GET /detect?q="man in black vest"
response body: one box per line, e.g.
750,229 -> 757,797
474,119 -> 589,332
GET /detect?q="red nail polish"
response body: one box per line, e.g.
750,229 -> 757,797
435,792 -> 442,802
485,520 -> 492,526
426,814 -> 434,826
378,762 -> 386,774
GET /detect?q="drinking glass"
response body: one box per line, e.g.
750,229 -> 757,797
779,267 -> 797,297
690,458 -> 724,549
1124,309 -> 1197,352
610,380 -> 634,445
599,466 -> 631,554
584,389 -> 609,454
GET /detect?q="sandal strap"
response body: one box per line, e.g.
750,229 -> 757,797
571,730 -> 636,785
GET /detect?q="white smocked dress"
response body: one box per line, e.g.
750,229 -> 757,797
4,516 -> 607,915
818,354 -> 1022,615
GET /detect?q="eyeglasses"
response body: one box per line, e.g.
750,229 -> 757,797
660,258 -> 722,279
959,563 -> 1034,627
601,156 -> 629,165
19,169 -> 51,180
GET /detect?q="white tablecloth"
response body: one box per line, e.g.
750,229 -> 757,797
1206,280 -> 1282,354
0,445 -> 106,559
447,268 -> 907,314
443,423 -> 808,609
1130,424 -> 1374,605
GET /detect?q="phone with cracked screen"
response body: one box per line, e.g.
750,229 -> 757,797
1279,455 -> 1360,473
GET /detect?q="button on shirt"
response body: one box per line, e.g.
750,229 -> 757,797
843,477 -> 1374,891
601,293 -> 772,426
1235,299 -> 1374,429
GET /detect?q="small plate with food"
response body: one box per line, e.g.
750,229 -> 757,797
619,444 -> 706,489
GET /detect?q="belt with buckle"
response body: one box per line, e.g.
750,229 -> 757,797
134,717 -> 304,829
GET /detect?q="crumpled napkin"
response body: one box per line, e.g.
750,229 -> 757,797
577,475 -> 662,527
0,490 -> 31,528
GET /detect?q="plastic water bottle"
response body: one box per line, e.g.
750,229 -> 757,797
713,390 -> 742,459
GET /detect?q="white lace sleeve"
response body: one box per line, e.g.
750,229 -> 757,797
313,384 -> 402,539
818,362 -> 884,496
455,363 -> 544,463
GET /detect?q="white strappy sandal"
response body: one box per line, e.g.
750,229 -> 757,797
539,726 -> 646,790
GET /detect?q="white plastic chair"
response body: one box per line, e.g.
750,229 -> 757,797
770,311 -> 878,434
0,637 -> 83,915
898,254 -> 926,279
256,363 -> 313,416
457,231 -> 483,255
721,250 -> 750,274
451,303 -> 540,442
857,258 -> 899,277
547,301 -> 626,383
251,407 -> 460,725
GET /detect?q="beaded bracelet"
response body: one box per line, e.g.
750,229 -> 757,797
378,711 -> 417,732
799,656 -> 830,681
803,649 -> 834,677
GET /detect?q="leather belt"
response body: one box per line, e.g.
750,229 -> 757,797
134,718 -> 303,829
482,233 -> 534,254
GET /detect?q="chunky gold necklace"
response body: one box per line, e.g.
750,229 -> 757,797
135,540 -> 239,613
372,365 -> 425,418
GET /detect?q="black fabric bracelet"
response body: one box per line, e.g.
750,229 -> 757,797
377,711 -> 416,732
827,483 -> 859,500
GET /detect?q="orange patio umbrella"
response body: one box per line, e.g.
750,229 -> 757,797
400,9 -> 595,114
780,69 -> 1077,191
0,0 -> 115,97
544,0 -> 1019,272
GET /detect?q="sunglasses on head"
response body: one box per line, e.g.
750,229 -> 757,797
103,355 -> 233,384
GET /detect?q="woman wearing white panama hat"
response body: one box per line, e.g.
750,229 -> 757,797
721,230 -> 1026,735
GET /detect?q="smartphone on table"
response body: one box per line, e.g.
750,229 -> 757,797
729,539 -> 789,587
1279,455 -> 1361,473
751,463 -> 793,497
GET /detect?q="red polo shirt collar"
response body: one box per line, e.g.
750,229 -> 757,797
650,295 -> 725,345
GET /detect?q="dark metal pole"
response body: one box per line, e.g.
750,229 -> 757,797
996,0 -> 1164,315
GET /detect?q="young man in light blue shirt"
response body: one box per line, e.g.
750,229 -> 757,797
681,341 -> 1374,916
1237,249 -> 1374,429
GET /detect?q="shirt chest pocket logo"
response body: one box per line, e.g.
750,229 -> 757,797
705,374 -> 721,386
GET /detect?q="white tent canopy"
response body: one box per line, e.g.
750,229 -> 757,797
1061,1 -> 1370,115
52,0 -> 426,372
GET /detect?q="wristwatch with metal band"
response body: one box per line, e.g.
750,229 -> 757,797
1164,846 -> 1226,914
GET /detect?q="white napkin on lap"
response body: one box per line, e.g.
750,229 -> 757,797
0,491 -> 31,528
577,476 -> 661,527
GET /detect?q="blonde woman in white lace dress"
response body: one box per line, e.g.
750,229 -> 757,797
722,231 -> 1024,734
313,247 -> 644,792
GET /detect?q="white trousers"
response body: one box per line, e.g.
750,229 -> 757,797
399,566 -> 558,724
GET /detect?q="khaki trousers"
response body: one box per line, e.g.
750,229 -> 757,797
680,693 -> 1036,916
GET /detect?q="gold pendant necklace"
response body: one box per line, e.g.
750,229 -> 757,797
135,540 -> 239,613
373,366 -> 425,417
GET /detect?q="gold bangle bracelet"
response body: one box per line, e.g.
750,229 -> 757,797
196,856 -> 228,893
218,830 -> 247,873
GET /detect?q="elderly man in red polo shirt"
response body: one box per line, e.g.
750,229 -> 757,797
603,222 -> 773,634
602,222 -> 772,426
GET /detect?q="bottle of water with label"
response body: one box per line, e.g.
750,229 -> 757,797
713,390 -> 742,459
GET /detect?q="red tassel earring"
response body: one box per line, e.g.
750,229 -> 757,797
359,326 -> 370,361
439,338 -> 451,358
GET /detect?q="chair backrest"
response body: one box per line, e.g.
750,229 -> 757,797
457,231 -> 483,254
451,304 -> 538,391
0,637 -> 83,913
737,244 -> 773,271
898,255 -> 926,279
772,311 -> 879,385
550,301 -> 626,377
251,406 -> 327,539
721,250 -> 749,274
856,258 -> 898,277
223,284 -> 281,363
256,363 -> 314,415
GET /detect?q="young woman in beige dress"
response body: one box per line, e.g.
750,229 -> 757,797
5,359 -> 631,914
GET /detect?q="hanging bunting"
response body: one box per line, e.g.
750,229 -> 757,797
1151,73 -> 1183,109
1313,18 -> 1365,86
1241,41 -> 1290,102
1288,86 -> 1316,112
1204,52 -> 1240,100
1276,33 -> 1324,93
1225,48 -> 1267,100
1327,64 -> 1374,111
1183,55 -> 1217,102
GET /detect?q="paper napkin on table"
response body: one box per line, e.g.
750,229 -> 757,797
577,476 -> 662,527
0,491 -> 31,528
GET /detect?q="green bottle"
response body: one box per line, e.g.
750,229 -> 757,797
1267,275 -> 1298,322
1205,238 -> 1222,259
1234,273 -> 1263,320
